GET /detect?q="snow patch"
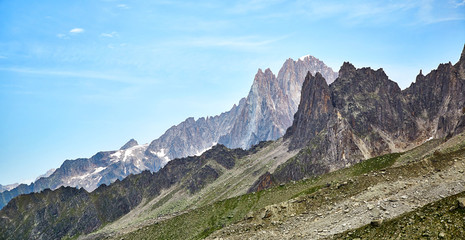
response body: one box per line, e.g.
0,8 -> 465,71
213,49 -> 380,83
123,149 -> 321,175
110,144 -> 148,162
194,143 -> 216,156
110,151 -> 122,159
74,172 -> 91,180
152,148 -> 170,163
93,166 -> 107,174
299,55 -> 311,61
71,166 -> 107,181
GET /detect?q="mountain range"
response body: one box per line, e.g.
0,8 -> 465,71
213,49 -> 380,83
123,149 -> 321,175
257,49 -> 465,187
0,55 -> 337,210
0,45 -> 463,240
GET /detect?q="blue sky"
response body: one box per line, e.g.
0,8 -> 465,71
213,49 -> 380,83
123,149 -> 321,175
0,0 -> 464,185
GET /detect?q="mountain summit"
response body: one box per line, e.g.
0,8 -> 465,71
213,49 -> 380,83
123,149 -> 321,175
218,56 -> 338,149
120,139 -> 139,150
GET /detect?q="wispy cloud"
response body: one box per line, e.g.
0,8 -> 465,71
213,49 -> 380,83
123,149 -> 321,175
294,0 -> 465,26
0,67 -> 156,85
0,55 -> 7,59
117,4 -> 129,9
453,0 -> 465,7
229,0 -> 284,14
100,32 -> 119,38
56,33 -> 69,39
414,0 -> 465,24
185,35 -> 288,49
70,28 -> 84,34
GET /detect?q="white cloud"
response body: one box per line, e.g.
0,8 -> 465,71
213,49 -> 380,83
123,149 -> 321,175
70,28 -> 84,33
0,55 -> 7,59
100,32 -> 119,38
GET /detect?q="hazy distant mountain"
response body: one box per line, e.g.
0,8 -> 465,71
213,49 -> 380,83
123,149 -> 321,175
0,183 -> 20,193
35,168 -> 57,182
0,139 -> 166,209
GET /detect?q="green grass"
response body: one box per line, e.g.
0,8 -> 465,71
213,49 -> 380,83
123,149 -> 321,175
350,152 -> 402,176
119,180 -> 318,240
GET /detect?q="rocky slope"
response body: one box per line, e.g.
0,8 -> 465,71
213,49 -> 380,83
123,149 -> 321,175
333,190 -> 465,239
145,100 -> 245,161
0,54 -> 337,210
207,133 -> 465,240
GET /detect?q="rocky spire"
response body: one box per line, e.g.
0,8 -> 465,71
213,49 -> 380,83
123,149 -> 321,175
285,72 -> 333,150
337,62 -> 356,79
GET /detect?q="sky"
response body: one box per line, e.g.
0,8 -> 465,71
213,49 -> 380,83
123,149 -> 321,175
0,0 -> 464,185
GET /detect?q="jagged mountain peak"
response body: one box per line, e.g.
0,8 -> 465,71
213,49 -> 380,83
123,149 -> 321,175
253,68 -> 275,84
218,55 -> 338,149
335,63 -> 397,93
120,139 -> 138,150
285,71 -> 333,150
337,61 -> 357,78
298,54 -> 314,61
279,54 -> 338,84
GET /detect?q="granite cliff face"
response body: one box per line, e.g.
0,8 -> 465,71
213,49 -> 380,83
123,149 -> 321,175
148,55 -> 337,160
218,56 -> 338,149
403,47 -> 465,140
284,72 -> 334,150
147,55 -> 337,158
145,99 -> 245,161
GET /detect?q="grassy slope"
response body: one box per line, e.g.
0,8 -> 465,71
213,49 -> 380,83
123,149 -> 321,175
112,133 -> 464,239
117,148 -> 408,239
